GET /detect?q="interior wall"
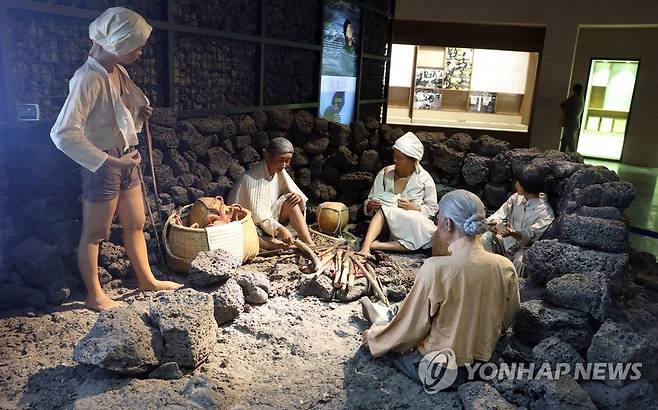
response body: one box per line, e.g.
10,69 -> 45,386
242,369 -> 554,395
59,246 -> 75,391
394,0 -> 658,157
572,27 -> 658,167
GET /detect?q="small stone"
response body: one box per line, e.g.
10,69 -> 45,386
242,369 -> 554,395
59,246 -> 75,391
527,377 -> 596,409
212,277 -> 245,325
292,110 -> 314,135
532,336 -> 585,372
303,137 -> 330,154
559,213 -> 627,253
446,132 -> 473,152
188,250 -> 241,288
148,362 -> 183,380
299,274 -> 334,301
359,150 -> 381,173
458,381 -> 515,410
462,154 -> 489,186
471,135 -> 509,157
266,109 -> 294,130
329,122 -> 351,146
545,273 -> 611,322
430,142 -> 464,174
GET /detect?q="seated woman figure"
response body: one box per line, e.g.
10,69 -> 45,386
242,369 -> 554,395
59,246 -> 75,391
359,132 -> 438,255
361,190 -> 520,384
228,137 -> 315,250
481,164 -> 555,276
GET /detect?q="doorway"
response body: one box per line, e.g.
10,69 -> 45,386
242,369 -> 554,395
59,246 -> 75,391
577,59 -> 639,160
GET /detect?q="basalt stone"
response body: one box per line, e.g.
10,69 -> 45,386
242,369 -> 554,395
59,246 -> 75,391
148,362 -> 183,380
266,109 -> 294,130
182,117 -> 224,134
587,320 -> 657,387
339,172 -> 374,191
351,138 -> 370,155
510,148 -> 541,179
40,219 -> 81,257
237,272 -> 270,305
212,277 -> 245,325
252,131 -> 269,150
321,163 -> 341,185
98,267 -> 113,285
292,147 -> 309,167
217,116 -> 236,140
447,132 -> 473,152
495,330 -> 534,363
368,130 -> 380,149
231,134 -> 251,150
472,135 -> 510,157
178,173 -> 196,188
431,142 -> 464,174
149,107 -> 177,128
292,110 -> 314,135
513,300 -> 594,349
550,161 -> 584,179
351,121 -> 369,143
299,273 -> 334,301
560,214 -> 626,253
165,149 -> 190,175
309,155 -> 325,177
335,146 -> 359,171
574,206 -> 623,221
74,307 -> 163,375
178,122 -> 214,157
525,240 -> 628,290
310,179 -> 337,202
490,151 -> 513,183
150,148 -> 163,167
599,181 -> 635,210
333,277 -> 369,302
532,337 -> 585,372
204,178 -> 232,198
47,279 -> 72,305
149,288 -> 218,368
545,273 -> 610,322
313,117 -> 329,134
581,380 -> 653,410
458,382 -> 515,410
381,126 -> 404,145
227,162 -> 246,181
364,116 -> 379,130
462,154 -> 489,186
571,185 -> 604,208
527,377 -> 596,409
183,151 -> 197,167
329,122 -> 351,146
154,164 -> 178,191
359,150 -> 381,173
10,237 -> 68,287
189,250 -> 241,288
191,163 -> 213,186
169,186 -> 190,206
107,258 -> 132,279
219,139 -> 235,155
296,168 -> 312,189
150,125 -> 179,150
518,277 -> 546,302
416,131 -> 447,148
484,182 -> 510,209
187,188 -> 205,201
234,114 -> 257,135
252,110 -> 267,130
564,167 -> 619,195
0,283 -> 48,309
237,146 -> 260,164
304,137 -> 330,155
207,148 -> 233,176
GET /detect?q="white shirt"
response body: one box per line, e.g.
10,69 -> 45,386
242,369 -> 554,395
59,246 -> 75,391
487,193 -> 555,254
364,164 -> 438,218
228,161 -> 308,236
50,56 -> 148,172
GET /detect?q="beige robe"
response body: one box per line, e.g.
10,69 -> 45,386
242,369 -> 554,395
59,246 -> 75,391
367,237 -> 520,366
228,161 -> 307,236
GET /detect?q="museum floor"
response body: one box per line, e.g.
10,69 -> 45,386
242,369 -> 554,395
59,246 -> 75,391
586,158 -> 658,256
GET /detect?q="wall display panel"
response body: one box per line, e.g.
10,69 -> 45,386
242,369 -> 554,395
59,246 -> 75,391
470,49 -> 529,94
413,90 -> 441,110
29,0 -> 166,20
264,46 -> 319,105
443,47 -> 473,90
416,46 -> 444,68
8,10 -> 89,121
468,91 -> 496,113
389,44 -> 414,87
494,93 -> 523,114
440,89 -> 468,111
174,34 -> 258,110
319,0 -> 361,124
172,0 -> 259,35
265,0 -> 322,45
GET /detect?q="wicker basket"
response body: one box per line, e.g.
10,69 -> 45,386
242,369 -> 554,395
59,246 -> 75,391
163,204 -> 259,273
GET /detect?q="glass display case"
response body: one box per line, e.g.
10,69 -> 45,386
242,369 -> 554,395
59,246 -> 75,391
386,44 -> 539,133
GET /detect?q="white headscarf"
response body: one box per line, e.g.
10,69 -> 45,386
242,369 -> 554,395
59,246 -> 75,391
393,132 -> 424,161
89,7 -> 152,56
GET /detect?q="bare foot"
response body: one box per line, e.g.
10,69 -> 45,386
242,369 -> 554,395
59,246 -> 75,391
86,294 -> 125,311
139,280 -> 183,292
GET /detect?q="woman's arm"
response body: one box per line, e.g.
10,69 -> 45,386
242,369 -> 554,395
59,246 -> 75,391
364,168 -> 386,216
420,173 -> 439,217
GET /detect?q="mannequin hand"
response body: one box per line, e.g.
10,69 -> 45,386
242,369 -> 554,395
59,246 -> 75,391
367,200 -> 382,213
109,151 -> 141,169
398,198 -> 419,211
286,192 -> 302,207
277,227 -> 295,245
138,105 -> 153,121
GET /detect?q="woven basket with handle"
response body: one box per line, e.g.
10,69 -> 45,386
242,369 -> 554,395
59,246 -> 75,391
163,204 -> 259,273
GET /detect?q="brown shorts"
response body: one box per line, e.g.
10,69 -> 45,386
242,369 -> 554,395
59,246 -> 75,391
81,146 -> 140,202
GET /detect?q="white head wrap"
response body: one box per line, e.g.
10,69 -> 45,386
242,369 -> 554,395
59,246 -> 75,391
89,7 -> 152,56
393,132 -> 424,161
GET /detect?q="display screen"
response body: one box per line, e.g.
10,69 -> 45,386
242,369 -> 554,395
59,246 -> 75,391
319,0 -> 360,125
